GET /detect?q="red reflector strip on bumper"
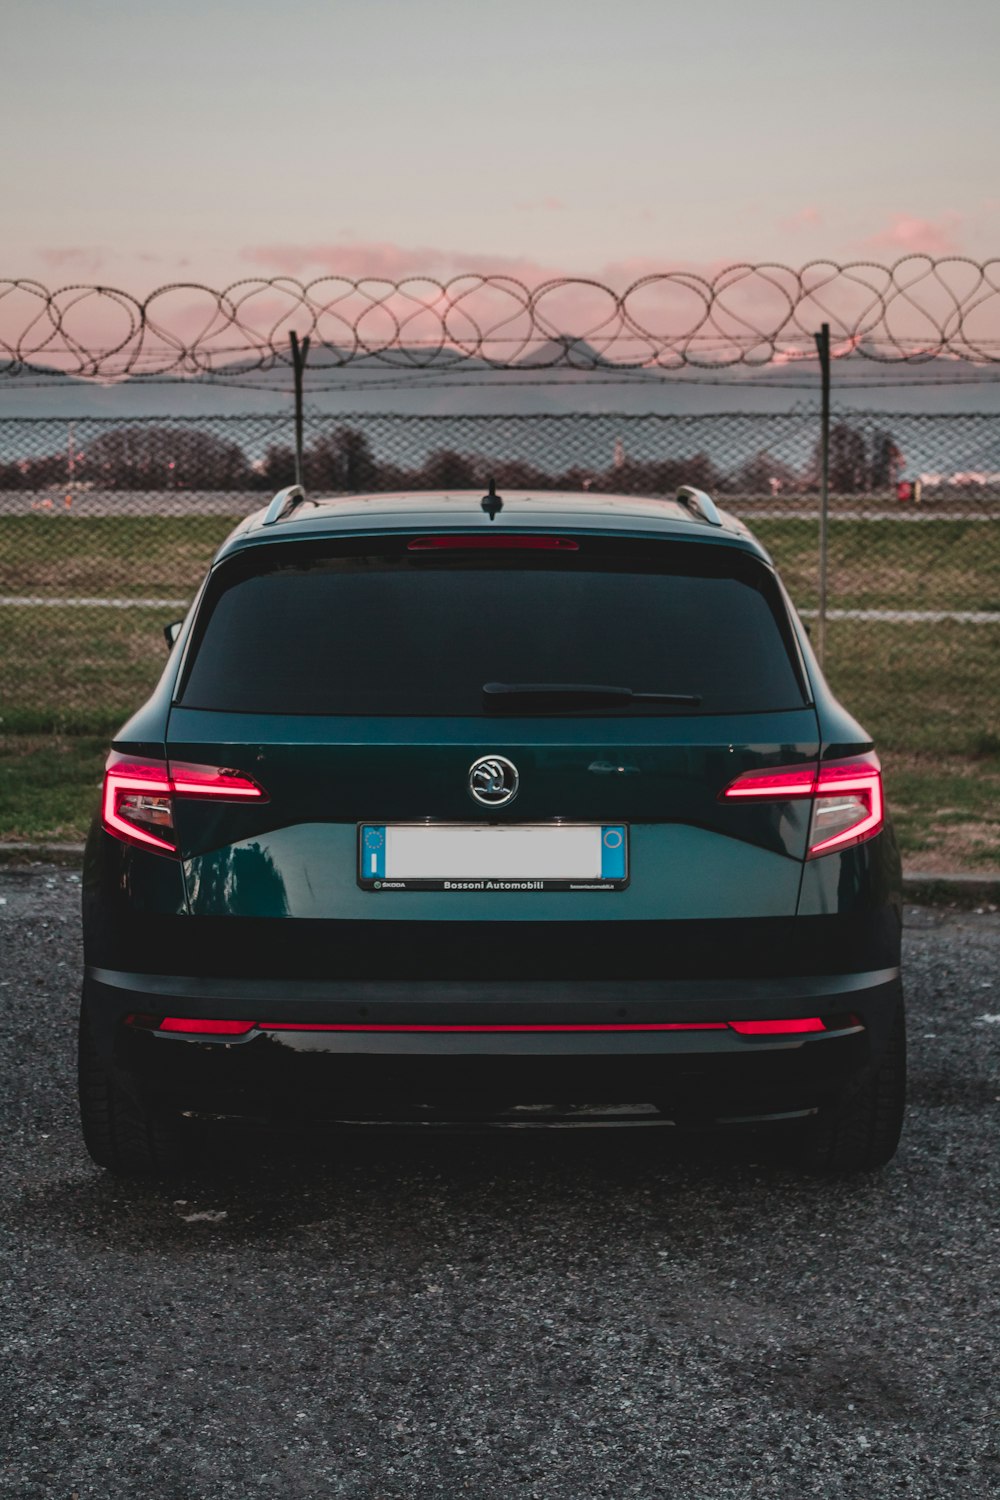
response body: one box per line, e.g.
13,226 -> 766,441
258,1022 -> 729,1033
159,1018 -> 256,1035
146,1018 -> 828,1038
729,1018 -> 825,1035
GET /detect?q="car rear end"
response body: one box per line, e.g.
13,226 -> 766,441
80,493 -> 903,1170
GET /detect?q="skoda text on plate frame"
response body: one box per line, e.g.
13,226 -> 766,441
78,486 -> 905,1175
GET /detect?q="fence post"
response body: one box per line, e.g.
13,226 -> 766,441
66,420 -> 75,509
813,322 -> 831,667
289,330 -> 311,489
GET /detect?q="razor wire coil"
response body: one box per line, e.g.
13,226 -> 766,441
5,258 -> 1000,380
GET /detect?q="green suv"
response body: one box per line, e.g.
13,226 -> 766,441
79,484 -> 905,1174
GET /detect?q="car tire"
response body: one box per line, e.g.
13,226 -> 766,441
793,1000 -> 907,1174
78,1009 -> 190,1176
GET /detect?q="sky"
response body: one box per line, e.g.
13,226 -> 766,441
4,0 -> 1000,294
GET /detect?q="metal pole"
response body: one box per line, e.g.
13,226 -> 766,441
813,322 -> 831,667
289,330 -> 310,489
66,420 -> 75,509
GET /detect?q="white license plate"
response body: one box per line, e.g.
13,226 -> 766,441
358,823 -> 628,892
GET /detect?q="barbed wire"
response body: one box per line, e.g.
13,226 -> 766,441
3,258 -> 1000,380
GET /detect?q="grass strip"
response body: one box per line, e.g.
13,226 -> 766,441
0,735 -> 105,842
1,514 -> 998,613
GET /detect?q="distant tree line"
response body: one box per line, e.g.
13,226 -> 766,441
0,420 -> 905,496
821,424 -> 904,493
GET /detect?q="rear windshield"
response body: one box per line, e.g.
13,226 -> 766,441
178,537 -> 807,716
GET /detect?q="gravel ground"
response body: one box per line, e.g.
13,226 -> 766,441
1,865 -> 998,1500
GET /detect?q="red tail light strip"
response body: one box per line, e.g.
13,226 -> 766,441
140,1018 -> 827,1037
720,767 -> 817,799
258,1021 -> 730,1033
169,763 -> 268,798
159,1018 -> 257,1035
728,1017 -> 825,1035
407,536 -> 579,551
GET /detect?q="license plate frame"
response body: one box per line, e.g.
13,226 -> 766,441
357,822 -> 629,892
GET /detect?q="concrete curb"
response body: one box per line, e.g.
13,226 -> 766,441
0,842 -> 87,867
1,842 -> 85,853
1,842 -> 998,906
900,874 -> 1000,908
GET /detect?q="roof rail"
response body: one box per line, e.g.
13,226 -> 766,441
676,484 -> 723,527
262,484 -> 312,526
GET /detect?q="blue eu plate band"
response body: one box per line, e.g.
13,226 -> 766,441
600,826 -> 627,880
362,825 -> 386,880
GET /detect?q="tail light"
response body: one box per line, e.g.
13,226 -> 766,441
102,753 -> 267,854
807,759 -> 884,856
101,761 -> 175,852
722,754 -> 884,858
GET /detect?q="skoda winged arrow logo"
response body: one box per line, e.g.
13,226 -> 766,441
468,755 -> 519,807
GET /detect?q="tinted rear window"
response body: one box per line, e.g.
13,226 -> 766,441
179,537 -> 807,716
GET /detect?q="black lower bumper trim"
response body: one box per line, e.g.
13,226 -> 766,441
83,965 -> 901,1120
87,964 -> 899,1013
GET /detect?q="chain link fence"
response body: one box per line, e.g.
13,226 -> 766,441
1,408 -> 997,865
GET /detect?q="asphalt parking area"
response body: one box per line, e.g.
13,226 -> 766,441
1,865 -> 998,1499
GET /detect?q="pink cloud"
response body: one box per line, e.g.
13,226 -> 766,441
241,242 -> 746,295
780,206 -> 823,232
515,197 -> 567,213
238,241 -> 595,294
863,213 -> 964,257
599,254 -> 733,285
229,246 -> 839,370
37,246 -> 107,276
232,244 -> 827,362
243,241 -> 422,279
240,241 -> 480,280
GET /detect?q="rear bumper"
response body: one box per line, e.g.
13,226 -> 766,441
85,965 -> 901,1123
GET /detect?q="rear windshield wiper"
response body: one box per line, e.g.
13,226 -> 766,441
482,682 -> 702,710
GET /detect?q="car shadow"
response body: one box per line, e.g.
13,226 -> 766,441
22,1115 -> 903,1256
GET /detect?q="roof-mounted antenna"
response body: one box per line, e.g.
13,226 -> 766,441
481,478 -> 503,521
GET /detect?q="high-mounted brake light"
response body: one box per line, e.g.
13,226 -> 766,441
101,753 -> 267,854
407,536 -> 579,551
722,755 -> 884,858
